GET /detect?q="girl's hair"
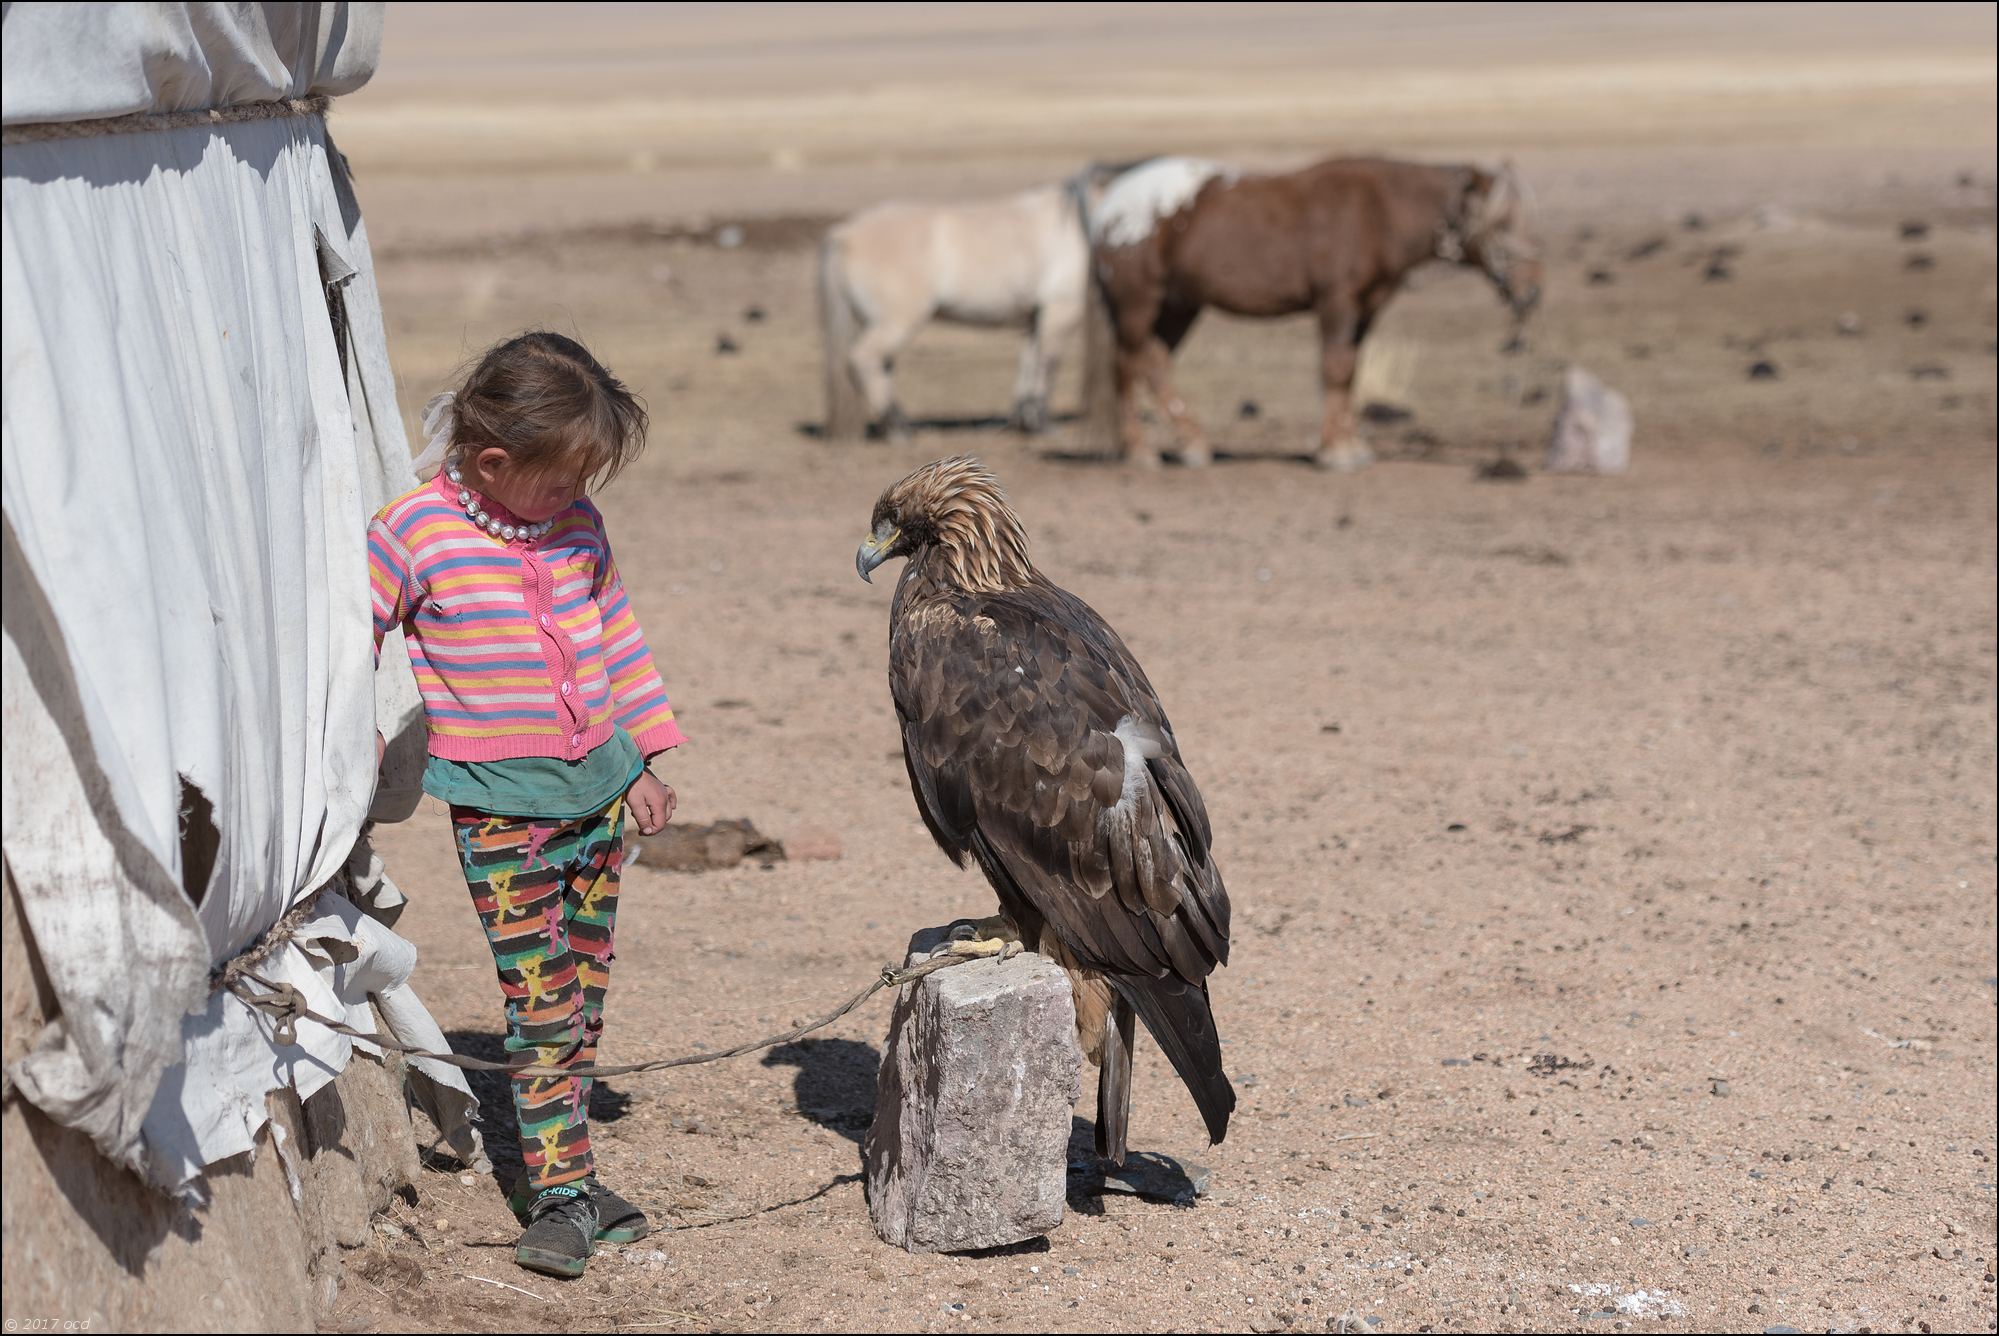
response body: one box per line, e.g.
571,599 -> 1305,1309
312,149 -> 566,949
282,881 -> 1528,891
450,331 -> 648,490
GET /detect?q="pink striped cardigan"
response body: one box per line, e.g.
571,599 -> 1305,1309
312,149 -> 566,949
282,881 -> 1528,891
368,474 -> 686,763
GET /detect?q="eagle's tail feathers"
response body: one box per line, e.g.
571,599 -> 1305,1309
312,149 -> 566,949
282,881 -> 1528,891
1094,997 -> 1137,1165
1113,975 -> 1234,1146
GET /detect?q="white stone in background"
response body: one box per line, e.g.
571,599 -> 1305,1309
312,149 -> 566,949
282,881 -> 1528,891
1545,365 -> 1633,474
864,926 -> 1082,1253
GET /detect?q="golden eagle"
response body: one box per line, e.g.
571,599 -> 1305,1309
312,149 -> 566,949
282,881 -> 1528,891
857,456 -> 1233,1162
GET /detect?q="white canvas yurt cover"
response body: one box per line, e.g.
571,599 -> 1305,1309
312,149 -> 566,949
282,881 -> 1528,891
1,1 -> 478,1196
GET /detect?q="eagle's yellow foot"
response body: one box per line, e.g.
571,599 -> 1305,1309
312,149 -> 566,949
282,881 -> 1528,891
940,915 -> 1023,961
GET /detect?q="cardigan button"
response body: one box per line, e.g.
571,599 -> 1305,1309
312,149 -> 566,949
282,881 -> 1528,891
560,681 -> 573,697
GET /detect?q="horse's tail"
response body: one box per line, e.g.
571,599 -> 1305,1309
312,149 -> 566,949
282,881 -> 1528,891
818,226 -> 869,440
1070,164 -> 1122,451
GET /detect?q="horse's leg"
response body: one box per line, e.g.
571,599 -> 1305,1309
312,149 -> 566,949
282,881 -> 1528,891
1113,341 -> 1154,467
1311,304 -> 1370,471
1016,295 -> 1082,435
1009,313 -> 1051,434
1146,304 -> 1210,466
1110,290 -> 1163,466
849,316 -> 917,443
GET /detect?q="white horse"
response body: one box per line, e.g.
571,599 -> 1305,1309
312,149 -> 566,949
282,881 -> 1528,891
819,169 -> 1119,441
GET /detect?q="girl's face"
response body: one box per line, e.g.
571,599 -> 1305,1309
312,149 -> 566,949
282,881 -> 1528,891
467,447 -> 587,523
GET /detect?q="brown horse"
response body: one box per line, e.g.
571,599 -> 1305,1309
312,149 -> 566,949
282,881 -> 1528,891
1084,156 -> 1542,469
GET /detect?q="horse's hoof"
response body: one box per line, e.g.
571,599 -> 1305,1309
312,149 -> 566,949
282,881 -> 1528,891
1010,398 -> 1050,435
1176,446 -> 1212,468
1314,444 -> 1375,472
869,406 -> 914,445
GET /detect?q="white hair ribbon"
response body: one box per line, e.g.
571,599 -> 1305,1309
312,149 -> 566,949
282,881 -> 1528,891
411,390 -> 457,481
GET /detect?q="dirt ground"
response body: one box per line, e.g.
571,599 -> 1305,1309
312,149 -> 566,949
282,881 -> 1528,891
325,5 -> 1997,1332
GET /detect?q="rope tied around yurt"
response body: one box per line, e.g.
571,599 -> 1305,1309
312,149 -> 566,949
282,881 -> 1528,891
209,890 -> 325,982
1,95 -> 330,145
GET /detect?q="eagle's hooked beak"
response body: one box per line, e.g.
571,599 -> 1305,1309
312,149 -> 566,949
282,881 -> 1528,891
856,525 -> 898,584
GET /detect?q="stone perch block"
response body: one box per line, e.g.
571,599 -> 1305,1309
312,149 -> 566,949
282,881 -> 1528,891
864,925 -> 1082,1253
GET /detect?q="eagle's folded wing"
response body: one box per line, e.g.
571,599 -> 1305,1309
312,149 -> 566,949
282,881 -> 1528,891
889,593 -> 1228,986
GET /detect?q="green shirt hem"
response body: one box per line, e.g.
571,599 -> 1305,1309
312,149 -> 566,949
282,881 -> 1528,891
422,726 -> 645,820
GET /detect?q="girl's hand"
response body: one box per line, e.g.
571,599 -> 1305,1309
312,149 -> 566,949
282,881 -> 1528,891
626,769 -> 675,836
376,731 -> 387,766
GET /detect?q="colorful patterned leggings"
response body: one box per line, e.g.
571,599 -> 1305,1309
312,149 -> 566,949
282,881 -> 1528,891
452,799 -> 625,1192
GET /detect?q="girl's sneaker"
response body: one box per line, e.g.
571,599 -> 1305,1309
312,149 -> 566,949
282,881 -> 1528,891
587,1176 -> 651,1243
509,1174 -> 650,1243
514,1183 -> 599,1279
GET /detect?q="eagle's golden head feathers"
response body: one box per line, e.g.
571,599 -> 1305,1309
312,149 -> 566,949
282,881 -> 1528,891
857,456 -> 1034,594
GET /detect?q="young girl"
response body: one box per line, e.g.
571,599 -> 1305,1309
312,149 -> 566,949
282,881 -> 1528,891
368,331 -> 682,1278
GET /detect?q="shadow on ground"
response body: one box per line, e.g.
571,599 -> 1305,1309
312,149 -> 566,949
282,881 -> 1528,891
1065,1116 -> 1205,1215
762,1036 -> 882,1145
795,410 -> 1082,440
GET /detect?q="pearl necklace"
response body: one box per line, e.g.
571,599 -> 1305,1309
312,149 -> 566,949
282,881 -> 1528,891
447,465 -> 554,543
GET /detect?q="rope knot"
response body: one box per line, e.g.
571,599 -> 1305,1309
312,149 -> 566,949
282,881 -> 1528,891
234,975 -> 307,1047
